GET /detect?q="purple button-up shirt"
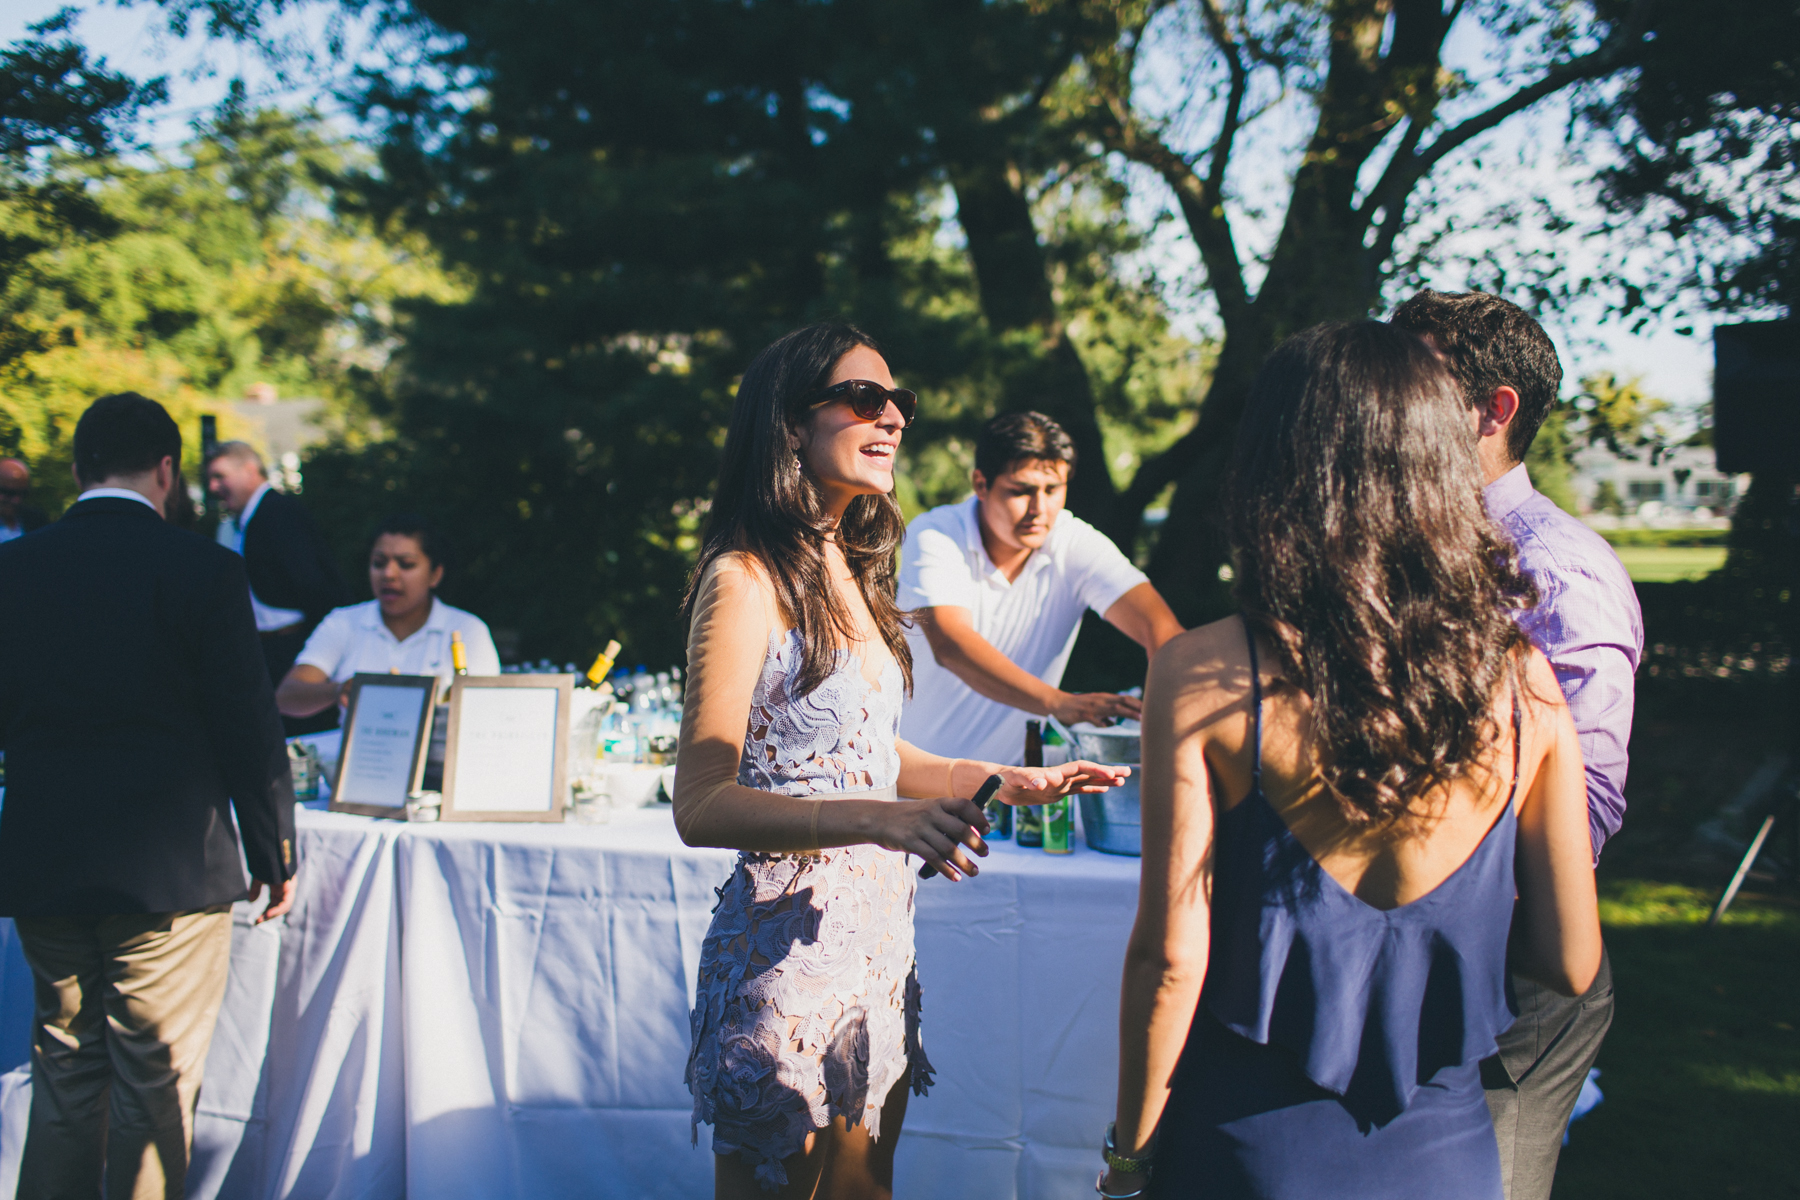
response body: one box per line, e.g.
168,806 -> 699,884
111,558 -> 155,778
1486,463 -> 1644,861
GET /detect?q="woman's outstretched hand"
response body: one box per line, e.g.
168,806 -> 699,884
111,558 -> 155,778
870,796 -> 992,882
995,759 -> 1130,807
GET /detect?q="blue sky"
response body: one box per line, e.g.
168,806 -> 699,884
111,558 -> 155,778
6,1 -> 1720,414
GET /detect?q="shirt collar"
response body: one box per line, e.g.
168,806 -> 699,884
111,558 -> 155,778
238,481 -> 275,528
78,487 -> 160,512
360,596 -> 444,642
1483,462 -> 1535,522
961,495 -> 1059,584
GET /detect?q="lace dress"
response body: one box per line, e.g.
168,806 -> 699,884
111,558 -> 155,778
686,629 -> 935,1189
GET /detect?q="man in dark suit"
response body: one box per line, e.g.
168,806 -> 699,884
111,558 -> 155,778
203,441 -> 350,736
0,457 -> 49,541
0,393 -> 297,1199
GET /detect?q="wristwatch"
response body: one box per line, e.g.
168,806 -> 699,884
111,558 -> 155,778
1103,1122 -> 1154,1177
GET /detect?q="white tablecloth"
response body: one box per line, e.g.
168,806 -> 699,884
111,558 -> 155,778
0,804 -> 1139,1198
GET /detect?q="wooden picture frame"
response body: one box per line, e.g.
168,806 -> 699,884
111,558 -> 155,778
329,672 -> 439,818
439,674 -> 572,822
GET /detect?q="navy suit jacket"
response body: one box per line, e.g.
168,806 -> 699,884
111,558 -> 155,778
0,496 -> 297,915
241,489 -> 348,626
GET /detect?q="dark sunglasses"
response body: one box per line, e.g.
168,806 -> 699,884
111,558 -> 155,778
805,379 -> 917,427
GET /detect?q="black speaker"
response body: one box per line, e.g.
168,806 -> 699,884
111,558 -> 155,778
1714,322 -> 1800,475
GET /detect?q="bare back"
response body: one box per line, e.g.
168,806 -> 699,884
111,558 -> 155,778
1166,616 -> 1559,911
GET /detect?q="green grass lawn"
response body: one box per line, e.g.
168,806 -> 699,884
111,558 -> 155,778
1610,545 -> 1730,583
1551,881 -> 1799,1199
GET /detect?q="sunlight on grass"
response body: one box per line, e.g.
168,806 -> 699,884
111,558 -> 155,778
1610,546 -> 1728,583
1597,880 -> 1799,930
1556,878 -> 1799,1198
1687,1064 -> 1800,1097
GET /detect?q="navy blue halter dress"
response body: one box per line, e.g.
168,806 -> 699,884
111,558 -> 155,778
1150,628 -> 1520,1200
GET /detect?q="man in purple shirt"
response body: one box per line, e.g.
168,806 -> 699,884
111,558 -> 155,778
1393,291 -> 1643,1200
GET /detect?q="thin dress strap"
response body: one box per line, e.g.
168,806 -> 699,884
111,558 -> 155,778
1504,684 -> 1524,807
1242,617 -> 1264,792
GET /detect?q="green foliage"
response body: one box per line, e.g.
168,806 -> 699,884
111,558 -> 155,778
1591,478 -> 1625,516
0,77 -> 461,515
1582,0 -> 1800,318
1598,527 -> 1729,549
1571,371 -> 1674,459
1524,404 -> 1579,514
262,0 -> 1215,666
0,9 -> 165,164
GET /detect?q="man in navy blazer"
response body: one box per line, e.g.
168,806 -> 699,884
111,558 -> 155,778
204,440 -> 350,736
0,393 -> 298,1199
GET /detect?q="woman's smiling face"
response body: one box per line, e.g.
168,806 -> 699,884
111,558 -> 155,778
796,344 -> 905,515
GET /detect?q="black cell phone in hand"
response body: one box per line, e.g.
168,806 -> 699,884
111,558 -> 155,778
918,774 -> 1004,879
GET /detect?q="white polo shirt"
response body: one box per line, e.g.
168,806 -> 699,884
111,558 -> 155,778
897,496 -> 1147,765
295,597 -> 502,689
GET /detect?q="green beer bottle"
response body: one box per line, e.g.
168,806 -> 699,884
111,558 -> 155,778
1041,723 -> 1072,853
1016,720 -> 1044,847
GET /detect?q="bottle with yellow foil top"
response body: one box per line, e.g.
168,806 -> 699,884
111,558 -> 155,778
584,639 -> 622,688
450,629 -> 469,675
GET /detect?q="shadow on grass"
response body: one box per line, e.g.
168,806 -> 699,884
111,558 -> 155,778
1553,882 -> 1799,1200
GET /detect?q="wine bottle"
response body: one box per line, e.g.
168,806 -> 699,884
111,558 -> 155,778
1016,720 -> 1045,847
450,629 -> 469,676
584,639 -> 622,688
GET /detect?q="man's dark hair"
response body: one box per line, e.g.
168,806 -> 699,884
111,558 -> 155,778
974,411 -> 1077,482
72,393 -> 181,485
373,512 -> 450,572
1389,290 -> 1563,465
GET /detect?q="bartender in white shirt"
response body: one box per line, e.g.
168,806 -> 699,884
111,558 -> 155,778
276,513 -> 500,718
898,411 -> 1184,767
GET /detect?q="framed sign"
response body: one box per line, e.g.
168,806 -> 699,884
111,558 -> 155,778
330,673 -> 438,818
440,674 -> 572,822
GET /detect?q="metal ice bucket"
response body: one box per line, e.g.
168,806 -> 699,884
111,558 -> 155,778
1063,721 -> 1142,857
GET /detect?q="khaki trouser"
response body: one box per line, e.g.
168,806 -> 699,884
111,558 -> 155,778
1482,944 -> 1617,1200
12,906 -> 233,1200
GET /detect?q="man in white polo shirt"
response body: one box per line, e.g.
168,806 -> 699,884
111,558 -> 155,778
899,411 -> 1184,766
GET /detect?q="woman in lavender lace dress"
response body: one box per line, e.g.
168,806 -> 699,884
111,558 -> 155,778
673,323 -> 1127,1199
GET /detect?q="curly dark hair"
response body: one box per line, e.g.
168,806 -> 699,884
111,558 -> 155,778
1390,289 -> 1563,464
685,322 -> 912,699
1226,321 -> 1538,826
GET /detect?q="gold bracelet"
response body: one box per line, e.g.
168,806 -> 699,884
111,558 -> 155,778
945,758 -> 961,800
808,799 -> 823,852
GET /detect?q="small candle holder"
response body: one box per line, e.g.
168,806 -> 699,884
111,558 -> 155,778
404,791 -> 442,822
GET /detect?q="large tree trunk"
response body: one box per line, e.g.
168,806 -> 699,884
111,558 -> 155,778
1126,0 -> 1445,620
949,157 -> 1116,522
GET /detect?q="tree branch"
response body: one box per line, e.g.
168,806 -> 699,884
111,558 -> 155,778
1100,1 -> 1254,336
1358,0 -> 1652,277
1198,0 -> 1249,203
1395,1 -> 1652,205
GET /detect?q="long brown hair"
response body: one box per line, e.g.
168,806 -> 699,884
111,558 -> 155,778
685,322 -> 913,698
1226,321 -> 1537,825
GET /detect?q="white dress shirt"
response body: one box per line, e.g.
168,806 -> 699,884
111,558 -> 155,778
897,496 -> 1148,765
295,597 -> 502,691
77,487 -> 159,511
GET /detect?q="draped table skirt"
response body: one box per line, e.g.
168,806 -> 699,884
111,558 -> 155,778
0,803 -> 1138,1199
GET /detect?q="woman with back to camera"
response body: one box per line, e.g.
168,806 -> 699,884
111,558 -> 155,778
1096,323 -> 1601,1200
675,322 -> 1128,1199
276,512 -> 500,718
